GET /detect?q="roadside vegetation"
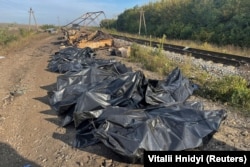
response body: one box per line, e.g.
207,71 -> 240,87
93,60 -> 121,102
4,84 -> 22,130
129,43 -> 250,114
40,24 -> 57,31
0,28 -> 18,45
104,28 -> 250,58
101,0 -> 250,54
0,24 -> 50,55
100,0 -> 250,114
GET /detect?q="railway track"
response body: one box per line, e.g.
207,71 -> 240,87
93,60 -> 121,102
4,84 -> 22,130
111,34 -> 250,67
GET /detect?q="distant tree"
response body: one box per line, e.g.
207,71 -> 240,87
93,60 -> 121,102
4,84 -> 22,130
101,0 -> 250,47
100,19 -> 116,29
40,24 -> 56,30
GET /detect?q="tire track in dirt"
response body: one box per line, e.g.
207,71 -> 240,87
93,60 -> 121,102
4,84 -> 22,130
0,34 -> 63,166
0,34 -> 143,167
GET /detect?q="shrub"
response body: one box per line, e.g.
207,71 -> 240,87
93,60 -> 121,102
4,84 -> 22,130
19,28 -> 32,37
0,28 -> 18,45
40,24 -> 56,30
200,76 -> 250,109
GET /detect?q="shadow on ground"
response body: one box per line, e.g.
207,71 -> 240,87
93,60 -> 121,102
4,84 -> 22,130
40,84 -> 57,92
51,39 -> 66,46
0,142 -> 41,167
38,107 -> 138,164
33,96 -> 50,105
39,104 -> 244,165
35,83 -> 244,165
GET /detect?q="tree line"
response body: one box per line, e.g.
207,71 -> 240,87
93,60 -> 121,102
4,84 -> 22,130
101,0 -> 250,47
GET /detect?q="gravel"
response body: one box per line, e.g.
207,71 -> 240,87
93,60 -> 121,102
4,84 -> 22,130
163,51 -> 245,79
114,38 -> 250,80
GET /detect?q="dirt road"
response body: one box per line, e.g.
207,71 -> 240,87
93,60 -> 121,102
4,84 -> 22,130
0,33 -> 249,167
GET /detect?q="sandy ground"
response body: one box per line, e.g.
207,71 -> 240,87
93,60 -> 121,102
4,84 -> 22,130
0,33 -> 249,167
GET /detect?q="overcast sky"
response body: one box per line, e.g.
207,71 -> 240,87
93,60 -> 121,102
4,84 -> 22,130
0,0 -> 150,25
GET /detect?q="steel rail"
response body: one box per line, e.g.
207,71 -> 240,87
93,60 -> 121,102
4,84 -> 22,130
111,34 -> 250,67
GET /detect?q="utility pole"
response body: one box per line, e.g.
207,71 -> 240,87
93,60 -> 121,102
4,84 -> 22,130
28,8 -> 38,31
138,8 -> 147,35
57,16 -> 60,27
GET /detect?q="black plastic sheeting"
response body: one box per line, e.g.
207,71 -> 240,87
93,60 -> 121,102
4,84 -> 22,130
47,47 -> 95,73
47,47 -> 226,161
94,105 -> 225,159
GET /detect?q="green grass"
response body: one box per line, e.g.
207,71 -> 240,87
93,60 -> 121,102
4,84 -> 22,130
0,26 -> 50,55
103,28 -> 250,57
199,76 -> 250,110
0,27 -> 35,46
129,43 -> 250,115
129,43 -> 209,82
0,28 -> 18,45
